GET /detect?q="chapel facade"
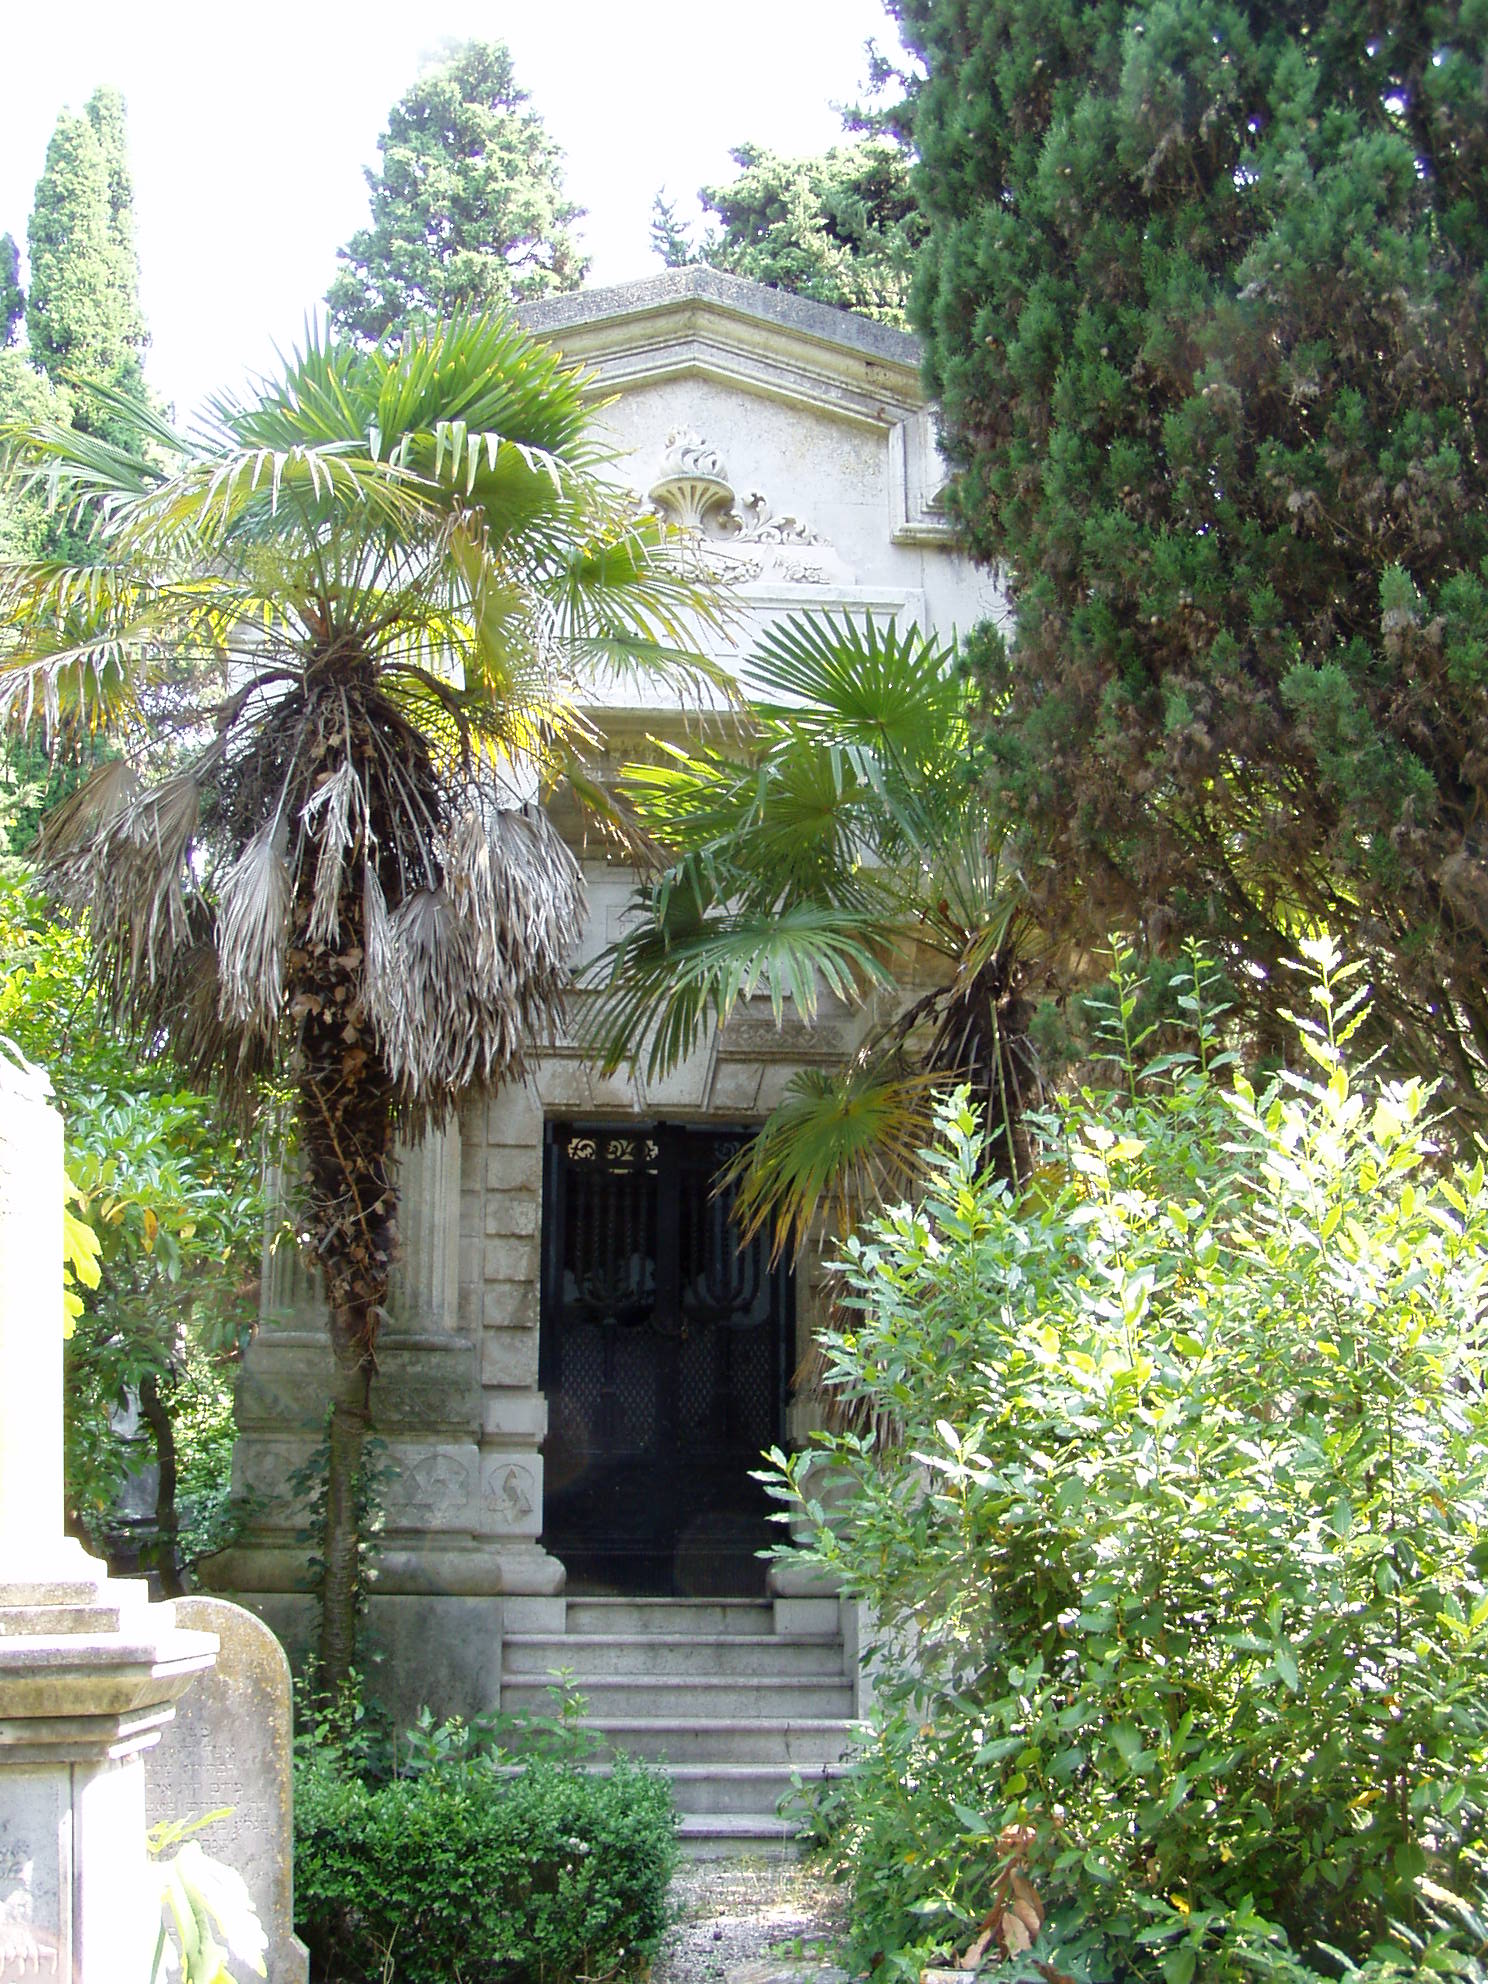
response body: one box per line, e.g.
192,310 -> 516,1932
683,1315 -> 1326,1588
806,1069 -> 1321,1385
208,270 -> 1002,1728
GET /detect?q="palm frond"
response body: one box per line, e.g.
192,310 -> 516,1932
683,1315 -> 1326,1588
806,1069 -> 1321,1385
725,1059 -> 945,1258
363,805 -> 584,1100
584,896 -> 891,1081
41,762 -> 202,988
215,824 -> 292,1031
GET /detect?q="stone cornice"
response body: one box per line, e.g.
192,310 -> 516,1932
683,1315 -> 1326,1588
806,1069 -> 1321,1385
518,268 -> 929,429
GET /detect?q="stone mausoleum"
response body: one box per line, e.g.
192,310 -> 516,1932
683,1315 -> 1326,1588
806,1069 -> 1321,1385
209,270 -> 1001,1845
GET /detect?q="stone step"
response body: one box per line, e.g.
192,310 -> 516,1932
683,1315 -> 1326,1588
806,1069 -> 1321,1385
676,1811 -> 803,1860
578,1716 -> 856,1767
565,1597 -> 775,1637
501,1673 -> 856,1719
0,1603 -> 125,1637
504,1632 -> 845,1679
586,1761 -> 844,1816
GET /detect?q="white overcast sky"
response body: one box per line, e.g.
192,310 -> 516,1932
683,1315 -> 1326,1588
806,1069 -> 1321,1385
1,0 -> 900,423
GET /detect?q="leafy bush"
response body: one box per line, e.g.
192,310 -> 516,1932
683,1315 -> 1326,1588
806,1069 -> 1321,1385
0,868 -> 262,1570
772,941 -> 1488,1983
294,1739 -> 676,1983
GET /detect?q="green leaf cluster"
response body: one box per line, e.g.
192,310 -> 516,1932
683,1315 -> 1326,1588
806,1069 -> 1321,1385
293,1745 -> 675,1982
655,136 -> 925,327
772,938 -> 1488,1981
328,41 -> 586,347
0,871 -> 261,1558
894,0 -> 1488,1113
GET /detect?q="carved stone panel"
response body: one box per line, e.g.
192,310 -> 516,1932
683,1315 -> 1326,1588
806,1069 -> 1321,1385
479,1455 -> 543,1539
384,1445 -> 479,1530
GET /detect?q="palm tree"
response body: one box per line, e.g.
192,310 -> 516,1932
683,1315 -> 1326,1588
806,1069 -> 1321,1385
0,315 -> 715,1688
585,611 -> 1046,1259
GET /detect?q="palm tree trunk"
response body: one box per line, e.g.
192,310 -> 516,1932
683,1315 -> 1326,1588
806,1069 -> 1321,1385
291,821 -> 398,1698
319,1351 -> 373,1691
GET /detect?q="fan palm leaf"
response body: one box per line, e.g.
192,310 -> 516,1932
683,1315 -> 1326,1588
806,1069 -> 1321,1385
586,611 -> 1046,1257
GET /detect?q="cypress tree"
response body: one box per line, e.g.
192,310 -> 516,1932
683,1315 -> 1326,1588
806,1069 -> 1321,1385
897,0 -> 1488,1106
83,88 -> 147,361
328,40 -> 586,345
25,93 -> 148,438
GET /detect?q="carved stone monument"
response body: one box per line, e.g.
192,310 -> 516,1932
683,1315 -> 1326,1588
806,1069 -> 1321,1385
147,1596 -> 308,1984
0,1047 -> 219,1982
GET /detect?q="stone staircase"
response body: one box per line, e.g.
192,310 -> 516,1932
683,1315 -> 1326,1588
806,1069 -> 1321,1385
501,1594 -> 858,1856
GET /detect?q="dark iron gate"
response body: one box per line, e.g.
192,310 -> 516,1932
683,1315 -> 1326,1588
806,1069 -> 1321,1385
539,1122 -> 792,1595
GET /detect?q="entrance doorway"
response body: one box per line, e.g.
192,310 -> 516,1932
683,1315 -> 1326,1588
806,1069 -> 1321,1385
539,1122 -> 793,1596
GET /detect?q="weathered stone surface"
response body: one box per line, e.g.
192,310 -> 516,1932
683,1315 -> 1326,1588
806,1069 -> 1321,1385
368,1339 -> 481,1436
235,1345 -> 335,1430
247,1592 -> 505,1728
490,1280 -> 538,1328
0,1052 -> 65,1568
481,1327 -> 539,1388
484,1191 -> 538,1237
146,1597 -> 308,1984
483,1235 -> 538,1284
484,1145 -> 539,1191
362,1593 -> 503,1725
481,1392 -> 548,1441
485,1086 -> 541,1142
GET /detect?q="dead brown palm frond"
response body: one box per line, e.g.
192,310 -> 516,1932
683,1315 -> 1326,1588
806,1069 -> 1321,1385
41,763 -> 203,990
364,806 -> 585,1103
34,754 -> 141,857
215,824 -> 292,1032
303,757 -> 369,947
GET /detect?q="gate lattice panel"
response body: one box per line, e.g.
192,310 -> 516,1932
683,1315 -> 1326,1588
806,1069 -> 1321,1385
539,1123 -> 792,1595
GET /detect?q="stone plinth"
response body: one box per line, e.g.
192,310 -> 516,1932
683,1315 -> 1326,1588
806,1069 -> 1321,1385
0,1575 -> 219,1981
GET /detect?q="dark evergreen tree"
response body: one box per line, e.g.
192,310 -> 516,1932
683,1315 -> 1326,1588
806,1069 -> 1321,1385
655,137 -> 924,327
328,40 -> 586,345
25,92 -> 149,440
83,89 -> 147,361
0,236 -> 22,347
896,0 -> 1488,1106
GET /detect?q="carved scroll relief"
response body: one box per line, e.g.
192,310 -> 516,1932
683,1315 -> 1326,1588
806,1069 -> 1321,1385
647,429 -> 853,586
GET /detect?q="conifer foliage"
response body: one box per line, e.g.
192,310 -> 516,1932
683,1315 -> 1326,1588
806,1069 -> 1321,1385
896,0 -> 1488,1105
654,138 -> 924,327
25,88 -> 149,439
328,41 -> 586,346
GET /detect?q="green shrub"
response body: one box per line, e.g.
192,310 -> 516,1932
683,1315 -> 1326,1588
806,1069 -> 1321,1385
772,941 -> 1488,1983
294,1745 -> 676,1983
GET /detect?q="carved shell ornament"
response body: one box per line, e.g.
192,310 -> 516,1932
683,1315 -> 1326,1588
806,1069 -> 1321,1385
647,429 -> 851,585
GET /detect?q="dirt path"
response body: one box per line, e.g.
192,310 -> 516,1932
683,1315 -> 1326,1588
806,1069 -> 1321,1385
651,1856 -> 847,1984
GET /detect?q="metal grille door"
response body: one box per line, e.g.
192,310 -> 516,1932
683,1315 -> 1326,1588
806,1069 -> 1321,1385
539,1123 -> 792,1595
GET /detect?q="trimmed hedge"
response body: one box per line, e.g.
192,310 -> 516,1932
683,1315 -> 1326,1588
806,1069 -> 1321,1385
294,1753 -> 676,1983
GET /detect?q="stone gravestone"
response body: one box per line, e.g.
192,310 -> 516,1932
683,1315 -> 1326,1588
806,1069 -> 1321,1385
146,1597 -> 309,1984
